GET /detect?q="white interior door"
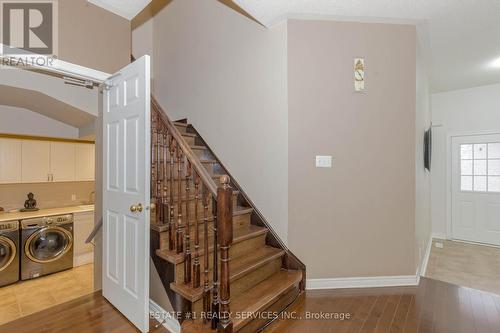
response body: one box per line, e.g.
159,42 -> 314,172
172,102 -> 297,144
102,55 -> 151,332
452,133 -> 500,245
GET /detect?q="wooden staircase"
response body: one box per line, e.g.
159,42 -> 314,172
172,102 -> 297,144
149,97 -> 305,333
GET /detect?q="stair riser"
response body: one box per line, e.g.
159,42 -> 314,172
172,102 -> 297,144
165,197 -> 237,218
233,213 -> 251,229
237,287 -> 300,333
192,148 -> 208,159
174,124 -> 188,133
230,258 -> 282,298
202,163 -> 219,176
183,135 -> 196,146
173,233 -> 267,284
157,222 -> 212,251
156,213 -> 251,250
170,200 -> 213,219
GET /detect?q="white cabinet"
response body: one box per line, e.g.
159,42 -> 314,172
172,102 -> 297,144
21,140 -> 51,183
73,211 -> 95,266
0,138 -> 22,183
0,138 -> 95,184
50,142 -> 76,182
76,143 -> 95,181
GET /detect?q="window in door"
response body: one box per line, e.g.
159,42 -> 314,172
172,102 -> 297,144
460,142 -> 500,192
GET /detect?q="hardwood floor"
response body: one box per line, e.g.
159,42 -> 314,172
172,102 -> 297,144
265,277 -> 500,333
1,277 -> 499,332
0,292 -> 169,333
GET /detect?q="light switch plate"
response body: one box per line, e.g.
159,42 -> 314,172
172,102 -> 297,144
316,155 -> 332,168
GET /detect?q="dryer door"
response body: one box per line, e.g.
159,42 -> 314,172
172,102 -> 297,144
25,226 -> 73,263
0,236 -> 16,271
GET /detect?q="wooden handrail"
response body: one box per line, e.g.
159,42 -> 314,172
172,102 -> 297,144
151,97 -> 218,196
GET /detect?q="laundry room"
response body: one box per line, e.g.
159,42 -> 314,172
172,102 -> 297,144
0,79 -> 97,324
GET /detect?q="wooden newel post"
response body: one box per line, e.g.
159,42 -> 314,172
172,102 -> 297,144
217,175 -> 233,333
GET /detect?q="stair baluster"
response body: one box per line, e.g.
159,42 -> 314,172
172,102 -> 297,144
168,136 -> 176,250
202,189 -> 211,323
176,143 -> 184,254
193,172 -> 201,288
217,176 -> 233,333
211,193 -> 219,330
162,126 -> 168,227
184,161 -> 192,284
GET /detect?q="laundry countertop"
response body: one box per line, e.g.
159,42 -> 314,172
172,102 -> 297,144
0,205 -> 94,222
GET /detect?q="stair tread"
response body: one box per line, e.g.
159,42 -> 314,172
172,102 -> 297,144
181,270 -> 302,332
232,270 -> 302,329
156,224 -> 267,264
174,122 -> 188,127
170,246 -> 285,301
233,206 -> 253,216
190,145 -> 207,150
182,132 -> 197,138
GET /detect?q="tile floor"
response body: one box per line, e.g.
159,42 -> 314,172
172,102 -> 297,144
0,264 -> 93,325
425,238 -> 500,295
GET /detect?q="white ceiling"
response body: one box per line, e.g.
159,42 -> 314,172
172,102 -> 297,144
88,0 -> 152,20
233,0 -> 500,92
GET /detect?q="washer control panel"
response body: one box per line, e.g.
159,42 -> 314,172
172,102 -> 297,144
0,221 -> 19,232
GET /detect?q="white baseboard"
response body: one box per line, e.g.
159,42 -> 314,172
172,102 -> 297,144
73,252 -> 94,267
149,299 -> 181,333
306,275 -> 419,290
432,232 -> 447,240
418,235 -> 433,277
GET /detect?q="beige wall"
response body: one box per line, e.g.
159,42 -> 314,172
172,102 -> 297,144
59,0 -> 131,73
0,181 -> 94,211
152,0 -> 290,242
287,20 -> 417,278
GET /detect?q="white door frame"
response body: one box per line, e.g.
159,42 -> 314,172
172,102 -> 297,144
445,129 -> 500,241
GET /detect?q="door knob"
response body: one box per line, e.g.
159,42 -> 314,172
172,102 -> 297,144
130,203 -> 143,213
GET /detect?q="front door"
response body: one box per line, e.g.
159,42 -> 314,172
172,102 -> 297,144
451,133 -> 500,245
102,56 -> 151,332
